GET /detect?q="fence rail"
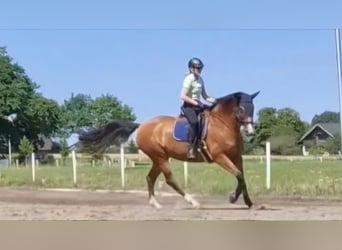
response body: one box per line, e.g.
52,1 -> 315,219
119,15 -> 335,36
2,141 -> 341,190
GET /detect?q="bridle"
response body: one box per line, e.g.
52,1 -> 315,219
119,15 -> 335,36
234,99 -> 254,127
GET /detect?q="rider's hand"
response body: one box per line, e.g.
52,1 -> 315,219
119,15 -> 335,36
207,97 -> 216,103
197,101 -> 205,109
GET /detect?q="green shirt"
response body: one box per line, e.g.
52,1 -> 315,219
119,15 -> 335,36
182,73 -> 207,100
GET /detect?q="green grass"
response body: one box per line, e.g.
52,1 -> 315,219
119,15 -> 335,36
0,159 -> 341,199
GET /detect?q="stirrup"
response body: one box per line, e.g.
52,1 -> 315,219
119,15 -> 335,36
187,148 -> 196,158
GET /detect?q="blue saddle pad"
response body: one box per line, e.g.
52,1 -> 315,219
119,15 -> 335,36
173,120 -> 190,142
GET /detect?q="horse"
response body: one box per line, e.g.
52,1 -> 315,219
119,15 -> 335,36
76,91 -> 260,209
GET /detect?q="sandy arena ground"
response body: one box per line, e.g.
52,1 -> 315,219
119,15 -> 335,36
0,187 -> 341,220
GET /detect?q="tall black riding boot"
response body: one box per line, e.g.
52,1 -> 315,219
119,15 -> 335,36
187,127 -> 197,159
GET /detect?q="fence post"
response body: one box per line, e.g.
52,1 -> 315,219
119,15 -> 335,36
184,162 -> 188,187
31,153 -> 35,182
72,150 -> 77,185
266,141 -> 271,189
120,144 -> 125,188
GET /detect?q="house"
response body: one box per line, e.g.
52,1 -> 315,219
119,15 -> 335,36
34,136 -> 61,164
298,123 -> 340,155
35,136 -> 61,153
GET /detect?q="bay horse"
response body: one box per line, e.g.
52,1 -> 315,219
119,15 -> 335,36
76,91 -> 260,209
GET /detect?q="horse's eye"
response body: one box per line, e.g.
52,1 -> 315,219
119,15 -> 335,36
237,106 -> 245,116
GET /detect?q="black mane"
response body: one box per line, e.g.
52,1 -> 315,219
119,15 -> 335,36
209,91 -> 249,111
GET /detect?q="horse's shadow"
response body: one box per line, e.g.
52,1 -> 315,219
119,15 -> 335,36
182,204 -> 281,211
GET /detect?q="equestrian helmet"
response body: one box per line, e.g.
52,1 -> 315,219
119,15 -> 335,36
188,57 -> 204,69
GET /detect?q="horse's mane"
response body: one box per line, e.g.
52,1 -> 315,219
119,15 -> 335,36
208,91 -> 245,111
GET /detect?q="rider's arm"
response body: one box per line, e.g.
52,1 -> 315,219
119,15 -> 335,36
180,75 -> 199,106
201,81 -> 216,103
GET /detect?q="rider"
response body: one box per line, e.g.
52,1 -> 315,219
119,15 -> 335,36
179,57 -> 216,158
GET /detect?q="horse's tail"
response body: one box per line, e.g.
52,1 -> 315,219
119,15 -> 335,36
75,121 -> 140,154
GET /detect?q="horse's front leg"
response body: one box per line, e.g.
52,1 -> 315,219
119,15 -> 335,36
214,154 -> 252,208
229,156 -> 253,208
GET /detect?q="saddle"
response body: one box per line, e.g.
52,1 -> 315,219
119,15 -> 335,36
172,110 -> 212,161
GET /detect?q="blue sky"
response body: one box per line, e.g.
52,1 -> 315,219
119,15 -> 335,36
1,0 -> 342,124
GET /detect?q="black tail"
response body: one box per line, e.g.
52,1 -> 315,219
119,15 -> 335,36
75,121 -> 140,154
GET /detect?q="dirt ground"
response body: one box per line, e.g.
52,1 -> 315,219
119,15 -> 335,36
0,187 -> 341,220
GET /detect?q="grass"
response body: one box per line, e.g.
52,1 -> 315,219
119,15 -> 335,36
0,159 -> 341,199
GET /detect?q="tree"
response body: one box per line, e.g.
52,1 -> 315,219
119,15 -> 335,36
267,124 -> 302,155
127,140 -> 138,153
254,107 -> 308,154
60,93 -> 93,135
22,94 -> 63,142
89,94 -> 136,127
60,93 -> 136,136
0,47 -> 37,115
323,132 -> 341,154
277,108 -> 308,135
254,107 -> 277,147
18,136 -> 34,165
311,111 -> 340,125
0,47 -> 64,151
59,137 -> 70,166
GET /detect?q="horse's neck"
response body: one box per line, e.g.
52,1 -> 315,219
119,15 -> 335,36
209,103 -> 240,131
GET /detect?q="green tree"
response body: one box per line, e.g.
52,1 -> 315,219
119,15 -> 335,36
60,93 -> 136,136
127,139 -> 138,153
60,93 -> 93,135
311,111 -> 340,125
0,47 -> 64,151
268,125 -> 301,155
18,136 -> 34,165
323,133 -> 341,154
23,94 -> 63,142
254,107 -> 277,147
89,94 -> 136,126
59,137 -> 70,165
254,107 -> 308,154
277,108 -> 307,135
0,47 -> 37,115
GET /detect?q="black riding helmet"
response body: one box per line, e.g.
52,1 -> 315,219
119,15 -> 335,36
188,57 -> 204,69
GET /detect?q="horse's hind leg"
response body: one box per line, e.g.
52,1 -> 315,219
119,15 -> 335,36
160,159 -> 200,208
146,163 -> 162,209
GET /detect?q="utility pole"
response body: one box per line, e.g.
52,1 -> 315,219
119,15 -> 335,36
335,29 -> 342,156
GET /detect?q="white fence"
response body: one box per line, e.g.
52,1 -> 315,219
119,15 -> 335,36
8,142 -> 342,189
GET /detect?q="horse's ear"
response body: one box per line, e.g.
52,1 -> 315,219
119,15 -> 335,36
251,91 -> 260,99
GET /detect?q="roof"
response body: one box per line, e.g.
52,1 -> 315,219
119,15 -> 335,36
298,122 -> 341,143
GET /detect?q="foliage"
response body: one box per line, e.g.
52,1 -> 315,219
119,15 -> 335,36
127,140 -> 139,153
18,136 -> 34,165
60,93 -> 136,136
323,133 -> 341,154
268,134 -> 301,155
59,137 -> 70,165
59,93 -> 93,135
308,145 -> 326,156
89,94 -> 136,127
311,111 -> 340,125
0,46 -> 64,151
253,107 -> 309,154
254,107 -> 277,147
0,47 -> 37,115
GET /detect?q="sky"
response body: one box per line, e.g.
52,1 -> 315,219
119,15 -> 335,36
1,0 -> 342,124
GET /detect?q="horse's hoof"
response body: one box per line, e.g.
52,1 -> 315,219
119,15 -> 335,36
192,201 -> 200,209
229,193 -> 237,203
244,197 -> 253,208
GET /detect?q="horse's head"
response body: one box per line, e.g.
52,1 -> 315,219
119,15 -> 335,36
209,91 -> 260,137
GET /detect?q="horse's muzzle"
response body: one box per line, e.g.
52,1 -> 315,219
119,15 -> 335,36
240,123 -> 255,136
